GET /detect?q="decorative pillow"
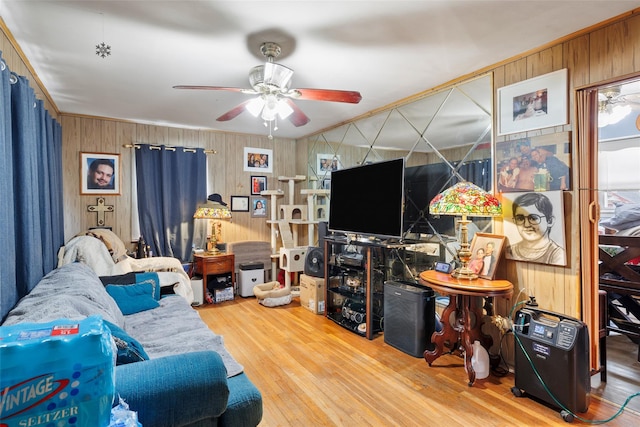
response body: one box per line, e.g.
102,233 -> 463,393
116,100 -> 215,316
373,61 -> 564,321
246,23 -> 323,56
103,320 -> 149,365
105,283 -> 160,315
99,272 -> 138,287
134,272 -> 161,300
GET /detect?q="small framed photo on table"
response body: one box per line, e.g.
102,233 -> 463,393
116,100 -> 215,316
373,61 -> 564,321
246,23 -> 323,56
469,233 -> 506,280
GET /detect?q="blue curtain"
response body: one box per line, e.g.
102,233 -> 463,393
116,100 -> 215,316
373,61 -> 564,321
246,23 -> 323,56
452,159 -> 492,190
0,55 -> 17,321
135,144 -> 206,262
0,52 -> 63,321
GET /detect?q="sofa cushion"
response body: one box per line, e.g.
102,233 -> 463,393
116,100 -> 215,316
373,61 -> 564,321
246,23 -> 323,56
100,272 -> 161,301
103,320 -> 149,365
106,283 -> 160,315
2,262 -> 125,328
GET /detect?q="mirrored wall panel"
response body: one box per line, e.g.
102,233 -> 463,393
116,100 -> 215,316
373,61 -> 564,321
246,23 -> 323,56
302,73 -> 493,245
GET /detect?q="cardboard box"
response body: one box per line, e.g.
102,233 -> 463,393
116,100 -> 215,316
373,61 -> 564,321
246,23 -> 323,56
214,286 -> 234,303
299,274 -> 325,314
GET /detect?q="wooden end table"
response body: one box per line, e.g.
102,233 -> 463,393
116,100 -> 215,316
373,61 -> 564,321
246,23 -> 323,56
193,253 -> 235,301
419,269 -> 513,386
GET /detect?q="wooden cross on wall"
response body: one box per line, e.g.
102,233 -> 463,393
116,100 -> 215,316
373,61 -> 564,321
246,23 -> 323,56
88,197 -> 114,226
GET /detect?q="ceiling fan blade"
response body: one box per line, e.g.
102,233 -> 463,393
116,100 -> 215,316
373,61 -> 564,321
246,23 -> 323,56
173,85 -> 257,95
216,100 -> 253,122
292,88 -> 362,104
284,99 -> 311,127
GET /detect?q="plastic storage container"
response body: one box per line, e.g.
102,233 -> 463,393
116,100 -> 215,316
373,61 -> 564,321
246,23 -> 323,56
239,262 -> 265,297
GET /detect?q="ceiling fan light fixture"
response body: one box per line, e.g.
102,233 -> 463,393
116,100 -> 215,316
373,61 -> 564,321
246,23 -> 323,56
263,62 -> 294,90
248,65 -> 265,89
246,96 -> 266,117
276,99 -> 294,119
260,94 -> 280,121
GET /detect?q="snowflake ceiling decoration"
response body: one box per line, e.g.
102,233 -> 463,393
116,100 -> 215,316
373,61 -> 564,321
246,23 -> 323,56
95,42 -> 111,58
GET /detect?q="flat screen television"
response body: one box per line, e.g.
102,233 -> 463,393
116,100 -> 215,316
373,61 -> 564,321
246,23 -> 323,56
329,158 -> 405,239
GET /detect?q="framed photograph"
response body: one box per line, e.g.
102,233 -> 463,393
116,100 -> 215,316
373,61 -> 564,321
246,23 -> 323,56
321,178 -> 331,190
250,196 -> 268,218
495,132 -> 571,192
230,196 -> 249,212
316,154 -> 341,174
80,152 -> 120,195
502,190 -> 567,266
497,68 -> 568,135
244,147 -> 273,173
469,233 -> 506,280
251,175 -> 267,195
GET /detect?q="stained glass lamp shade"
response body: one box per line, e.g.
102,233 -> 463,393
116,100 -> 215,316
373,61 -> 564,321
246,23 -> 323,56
429,181 -> 502,279
193,201 -> 232,254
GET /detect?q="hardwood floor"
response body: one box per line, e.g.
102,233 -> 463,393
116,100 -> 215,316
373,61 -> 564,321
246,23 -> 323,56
592,333 -> 640,413
197,296 -> 640,426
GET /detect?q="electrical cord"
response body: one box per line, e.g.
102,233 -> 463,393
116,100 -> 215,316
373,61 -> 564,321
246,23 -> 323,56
490,331 -> 512,378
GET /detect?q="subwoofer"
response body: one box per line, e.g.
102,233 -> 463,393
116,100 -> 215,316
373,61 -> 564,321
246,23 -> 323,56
304,246 -> 325,278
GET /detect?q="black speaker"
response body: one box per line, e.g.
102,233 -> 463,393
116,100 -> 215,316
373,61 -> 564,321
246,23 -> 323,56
383,281 -> 435,357
304,246 -> 325,278
318,221 -> 329,247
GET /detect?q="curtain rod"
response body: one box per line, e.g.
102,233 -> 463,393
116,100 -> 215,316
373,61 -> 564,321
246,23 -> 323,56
122,143 -> 217,154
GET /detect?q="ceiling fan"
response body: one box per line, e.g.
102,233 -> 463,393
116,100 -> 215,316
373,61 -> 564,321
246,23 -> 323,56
598,85 -> 640,109
173,42 -> 362,134
598,85 -> 640,127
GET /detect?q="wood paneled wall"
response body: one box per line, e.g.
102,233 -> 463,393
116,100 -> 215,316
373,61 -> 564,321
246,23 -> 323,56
488,11 -> 640,324
60,115 -> 298,247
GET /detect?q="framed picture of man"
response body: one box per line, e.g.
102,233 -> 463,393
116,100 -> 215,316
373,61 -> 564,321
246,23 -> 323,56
80,152 -> 120,195
469,233 -> 506,280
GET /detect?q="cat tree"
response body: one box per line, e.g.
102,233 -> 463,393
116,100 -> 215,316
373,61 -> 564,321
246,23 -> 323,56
262,176 -> 328,288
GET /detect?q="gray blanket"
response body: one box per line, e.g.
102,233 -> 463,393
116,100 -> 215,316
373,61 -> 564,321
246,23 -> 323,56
125,295 -> 243,377
2,262 -> 243,377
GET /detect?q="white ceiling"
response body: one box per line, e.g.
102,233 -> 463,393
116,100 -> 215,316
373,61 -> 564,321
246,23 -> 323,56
2,0 -> 640,140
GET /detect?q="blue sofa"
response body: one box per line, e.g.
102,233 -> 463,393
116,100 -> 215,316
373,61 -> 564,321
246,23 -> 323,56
1,262 -> 262,426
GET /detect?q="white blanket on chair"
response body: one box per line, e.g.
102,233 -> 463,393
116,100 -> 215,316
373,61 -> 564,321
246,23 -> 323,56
59,236 -> 194,304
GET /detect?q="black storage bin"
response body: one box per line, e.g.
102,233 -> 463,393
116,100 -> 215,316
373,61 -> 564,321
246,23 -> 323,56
239,262 -> 264,270
384,281 -> 435,357
206,273 -> 232,292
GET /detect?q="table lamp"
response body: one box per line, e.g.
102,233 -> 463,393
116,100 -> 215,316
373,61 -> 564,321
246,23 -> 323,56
429,181 -> 502,279
193,194 -> 232,254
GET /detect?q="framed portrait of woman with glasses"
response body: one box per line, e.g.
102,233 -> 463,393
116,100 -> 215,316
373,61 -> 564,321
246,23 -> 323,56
502,190 -> 567,266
